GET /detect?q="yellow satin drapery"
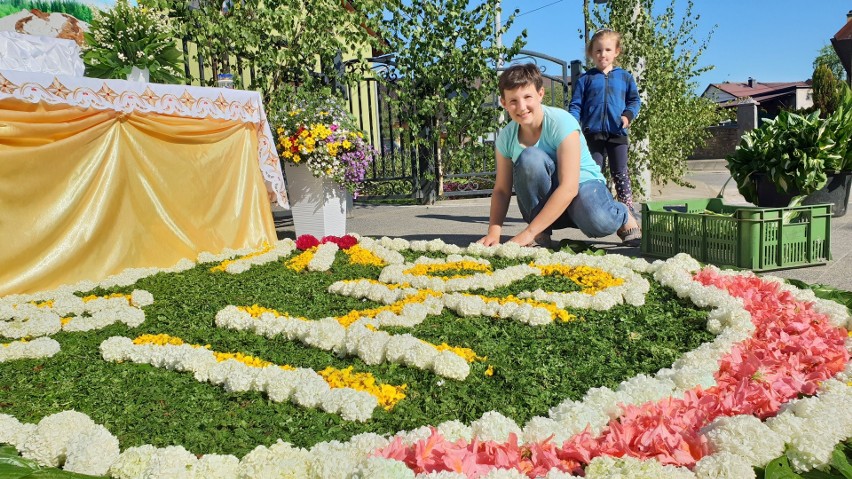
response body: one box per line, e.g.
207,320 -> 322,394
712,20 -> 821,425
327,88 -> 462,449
0,98 -> 276,296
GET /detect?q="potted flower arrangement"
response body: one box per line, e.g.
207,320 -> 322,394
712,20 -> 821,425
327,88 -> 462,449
82,0 -> 184,84
726,86 -> 852,216
274,88 -> 377,237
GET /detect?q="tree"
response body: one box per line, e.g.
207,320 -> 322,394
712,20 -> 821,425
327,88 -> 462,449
379,0 -> 526,195
813,44 -> 844,81
813,63 -> 841,117
142,0 -> 385,114
589,0 -> 725,192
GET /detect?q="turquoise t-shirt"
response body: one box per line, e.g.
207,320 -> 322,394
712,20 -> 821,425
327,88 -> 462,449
496,105 -> 605,184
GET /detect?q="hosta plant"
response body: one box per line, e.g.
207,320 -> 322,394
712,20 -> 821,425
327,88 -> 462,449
726,85 -> 852,204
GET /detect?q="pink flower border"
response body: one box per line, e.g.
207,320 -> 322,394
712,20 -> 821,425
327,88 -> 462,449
375,268 -> 850,477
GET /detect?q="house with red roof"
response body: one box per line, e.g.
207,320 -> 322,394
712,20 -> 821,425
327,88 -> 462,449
701,78 -> 813,118
691,78 -> 813,159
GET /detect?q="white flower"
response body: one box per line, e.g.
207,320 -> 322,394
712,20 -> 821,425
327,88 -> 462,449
0,337 -> 60,362
480,468 -> 529,478
702,415 -> 785,467
521,416 -> 566,444
543,469 -> 583,479
0,414 -> 33,447
353,456 -> 415,478
436,420 -> 472,443
130,289 -> 154,307
63,424 -> 120,476
693,451 -> 755,479
432,349 -> 470,380
548,398 -> 610,436
470,411 -> 521,442
786,428 -> 839,472
584,455 -> 696,479
141,445 -> 198,478
110,445 -> 158,479
19,410 -> 97,467
193,454 -> 240,479
416,472 -> 469,478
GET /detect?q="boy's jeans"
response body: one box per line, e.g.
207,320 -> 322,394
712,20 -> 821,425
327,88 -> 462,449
513,146 -> 628,238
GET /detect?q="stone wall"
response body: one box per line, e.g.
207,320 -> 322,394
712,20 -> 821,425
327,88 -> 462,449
690,125 -> 740,160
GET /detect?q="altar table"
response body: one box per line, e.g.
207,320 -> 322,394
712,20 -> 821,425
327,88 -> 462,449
0,69 -> 288,296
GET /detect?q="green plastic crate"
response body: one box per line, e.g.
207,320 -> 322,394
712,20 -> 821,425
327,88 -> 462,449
640,198 -> 832,271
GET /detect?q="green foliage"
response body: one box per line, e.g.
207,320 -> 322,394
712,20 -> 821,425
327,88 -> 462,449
726,85 -> 852,203
0,0 -> 92,22
143,0 -> 384,114
813,63 -> 842,118
814,44 -> 845,82
0,252 -> 712,456
378,0 -> 526,181
82,0 -> 184,84
589,0 -> 726,194
757,440 -> 852,479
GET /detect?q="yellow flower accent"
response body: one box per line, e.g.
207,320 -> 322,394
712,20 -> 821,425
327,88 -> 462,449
343,245 -> 386,267
432,342 -> 485,362
60,317 -> 72,326
212,351 -> 274,368
337,279 -> 411,289
533,264 -> 624,294
485,365 -> 494,377
82,293 -> 131,303
133,333 -> 185,346
236,304 -> 308,322
333,290 -> 442,327
132,334 -> 295,369
31,300 -> 54,308
403,261 -> 492,280
293,154 -> 301,163
342,140 -> 352,149
286,247 -> 317,272
318,366 -> 407,410
462,293 -> 575,322
210,242 -> 272,272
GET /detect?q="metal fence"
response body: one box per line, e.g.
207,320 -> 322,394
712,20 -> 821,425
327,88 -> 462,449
180,42 -> 579,204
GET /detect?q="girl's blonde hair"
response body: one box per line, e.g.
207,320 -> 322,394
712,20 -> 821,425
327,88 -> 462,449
586,28 -> 622,59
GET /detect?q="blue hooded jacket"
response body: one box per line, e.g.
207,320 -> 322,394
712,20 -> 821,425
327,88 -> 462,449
568,66 -> 641,139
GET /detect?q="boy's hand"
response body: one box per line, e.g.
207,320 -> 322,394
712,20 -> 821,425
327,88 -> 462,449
621,115 -> 630,128
477,233 -> 501,246
509,230 -> 535,247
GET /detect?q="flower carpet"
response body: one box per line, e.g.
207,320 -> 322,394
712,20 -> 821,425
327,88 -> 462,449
0,235 -> 850,479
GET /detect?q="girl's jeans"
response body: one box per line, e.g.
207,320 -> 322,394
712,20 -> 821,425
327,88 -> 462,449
513,147 -> 628,238
587,139 -> 635,213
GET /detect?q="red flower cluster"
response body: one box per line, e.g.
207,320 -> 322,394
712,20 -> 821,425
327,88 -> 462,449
295,234 -> 358,251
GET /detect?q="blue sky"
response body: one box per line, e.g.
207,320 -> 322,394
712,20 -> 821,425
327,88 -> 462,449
499,0 -> 849,92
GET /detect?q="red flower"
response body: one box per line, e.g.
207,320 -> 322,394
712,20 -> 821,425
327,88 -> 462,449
319,235 -> 358,250
295,234 -> 319,250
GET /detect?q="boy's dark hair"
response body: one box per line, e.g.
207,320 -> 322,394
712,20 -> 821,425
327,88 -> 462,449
498,63 -> 543,97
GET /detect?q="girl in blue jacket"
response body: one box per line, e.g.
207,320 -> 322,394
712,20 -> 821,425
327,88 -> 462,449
569,29 -> 641,243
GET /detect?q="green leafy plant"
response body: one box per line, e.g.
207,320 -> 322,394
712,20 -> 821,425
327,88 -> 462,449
726,86 -> 852,204
82,0 -> 183,84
